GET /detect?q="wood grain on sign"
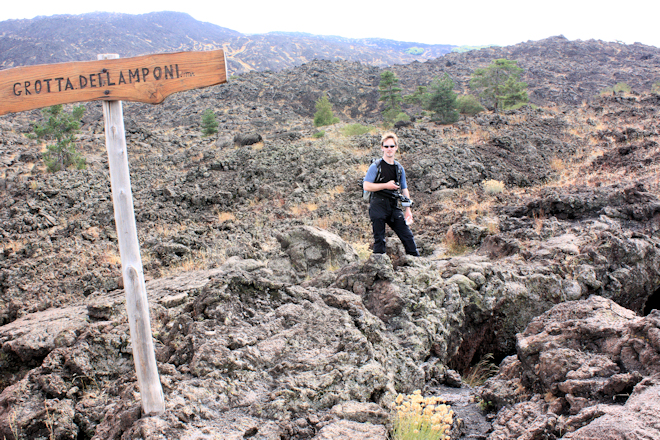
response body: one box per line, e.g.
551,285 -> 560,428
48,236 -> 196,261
0,50 -> 227,115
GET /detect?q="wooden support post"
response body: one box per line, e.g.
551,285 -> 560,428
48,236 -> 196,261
99,53 -> 165,416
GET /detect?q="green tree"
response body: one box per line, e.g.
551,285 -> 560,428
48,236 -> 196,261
378,70 -> 403,113
498,76 -> 529,109
201,109 -> 219,136
470,59 -> 528,111
425,74 -> 459,124
403,85 -> 429,107
33,104 -> 86,172
456,95 -> 485,115
313,93 -> 340,127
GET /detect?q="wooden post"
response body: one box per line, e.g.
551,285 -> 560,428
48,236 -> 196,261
99,53 -> 165,416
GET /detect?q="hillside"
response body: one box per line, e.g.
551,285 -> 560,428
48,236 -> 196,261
1,34 -> 660,439
0,11 -> 455,74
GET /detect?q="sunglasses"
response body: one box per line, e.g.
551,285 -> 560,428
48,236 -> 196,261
382,144 -> 397,149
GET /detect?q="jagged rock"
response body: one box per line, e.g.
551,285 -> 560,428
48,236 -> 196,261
233,131 -> 263,146
276,226 -> 359,277
0,258 -> 425,439
330,401 -> 389,424
482,296 -> 660,438
479,235 -> 520,259
312,419 -> 387,440
563,375 -> 660,439
363,279 -> 404,323
447,223 -> 489,247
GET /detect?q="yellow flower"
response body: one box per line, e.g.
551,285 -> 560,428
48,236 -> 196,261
395,394 -> 404,405
413,389 -> 422,395
424,405 -> 435,415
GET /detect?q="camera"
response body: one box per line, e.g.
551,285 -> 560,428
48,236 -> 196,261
397,193 -> 414,208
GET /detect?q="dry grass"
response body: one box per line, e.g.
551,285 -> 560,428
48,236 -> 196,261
484,217 -> 500,234
152,222 -> 187,238
533,209 -> 546,235
158,248 -> 226,277
289,204 -> 306,216
482,179 -> 504,195
98,247 -> 122,266
328,185 -> 345,197
357,163 -> 371,175
441,191 -> 494,222
549,157 -> 565,171
217,212 -> 236,223
457,126 -> 489,144
1,239 -> 27,254
391,390 -> 453,440
313,217 -> 330,229
463,354 -> 500,387
351,241 -> 372,261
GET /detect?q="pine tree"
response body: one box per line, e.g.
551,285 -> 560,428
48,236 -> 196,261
378,70 -> 403,113
425,74 -> 459,124
498,76 -> 529,109
403,86 -> 429,107
201,109 -> 219,136
313,93 -> 340,127
470,59 -> 528,111
32,104 -> 86,172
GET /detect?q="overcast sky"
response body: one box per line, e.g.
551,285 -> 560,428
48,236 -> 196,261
2,0 -> 659,48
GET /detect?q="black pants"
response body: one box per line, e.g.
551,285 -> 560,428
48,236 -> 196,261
369,196 -> 419,256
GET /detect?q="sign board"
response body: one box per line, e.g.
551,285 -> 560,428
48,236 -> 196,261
0,50 -> 227,115
1,50 -> 230,416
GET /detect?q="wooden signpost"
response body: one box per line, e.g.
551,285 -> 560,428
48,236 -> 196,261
0,50 -> 228,415
0,50 -> 227,115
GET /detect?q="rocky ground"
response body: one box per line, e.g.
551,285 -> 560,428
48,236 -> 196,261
0,55 -> 660,439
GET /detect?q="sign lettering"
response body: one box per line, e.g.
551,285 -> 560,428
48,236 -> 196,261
0,50 -> 227,115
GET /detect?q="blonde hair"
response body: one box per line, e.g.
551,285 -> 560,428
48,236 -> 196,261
381,132 -> 398,146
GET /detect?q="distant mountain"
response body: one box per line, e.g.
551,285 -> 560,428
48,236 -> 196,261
0,11 -> 456,74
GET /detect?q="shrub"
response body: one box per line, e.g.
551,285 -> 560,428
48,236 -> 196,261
600,82 -> 632,96
312,130 -> 325,138
382,108 -> 402,123
33,104 -> 86,172
456,95 -> 484,115
653,82 -> 660,93
394,113 -> 411,123
613,82 -> 632,93
483,179 -> 505,194
314,93 -> 340,127
340,124 -> 373,136
392,390 -> 453,440
201,109 -> 219,136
